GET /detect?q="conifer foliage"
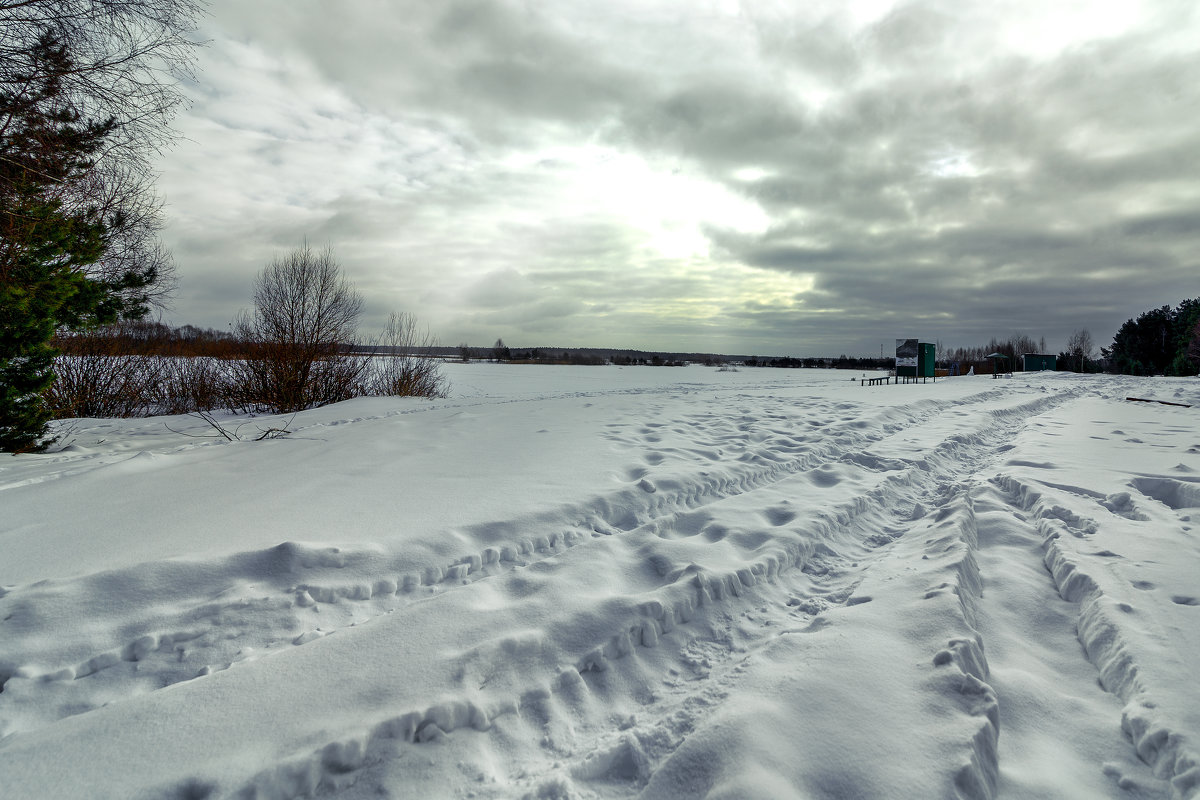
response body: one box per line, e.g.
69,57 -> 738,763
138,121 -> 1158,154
1103,299 -> 1200,377
1,37 -> 114,451
0,1 -> 202,451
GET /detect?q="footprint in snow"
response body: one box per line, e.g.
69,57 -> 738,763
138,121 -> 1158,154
763,506 -> 797,527
808,468 -> 842,488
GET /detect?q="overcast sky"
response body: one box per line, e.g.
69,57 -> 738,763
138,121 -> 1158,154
156,0 -> 1199,356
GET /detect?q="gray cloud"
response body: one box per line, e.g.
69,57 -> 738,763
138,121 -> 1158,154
155,0 -> 1200,355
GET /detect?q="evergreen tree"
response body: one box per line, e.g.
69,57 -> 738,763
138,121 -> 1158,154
1104,299 -> 1200,377
0,36 -> 150,451
1167,298 -> 1200,376
1,2 -> 202,451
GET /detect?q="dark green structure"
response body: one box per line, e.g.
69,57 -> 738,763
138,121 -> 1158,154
918,342 -> 936,377
895,339 -> 936,380
1023,353 -> 1057,372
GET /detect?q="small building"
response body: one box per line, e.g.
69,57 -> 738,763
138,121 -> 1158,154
895,339 -> 936,380
1023,353 -> 1057,372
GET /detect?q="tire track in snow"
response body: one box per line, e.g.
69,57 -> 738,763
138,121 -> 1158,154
546,390 -> 1083,799
484,402 -> 1044,799
993,472 -> 1199,798
0,387 -> 1028,735
214,390 -> 1078,800
0,389 -> 1080,800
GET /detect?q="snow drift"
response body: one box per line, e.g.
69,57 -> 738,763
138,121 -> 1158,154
1,365 -> 1197,799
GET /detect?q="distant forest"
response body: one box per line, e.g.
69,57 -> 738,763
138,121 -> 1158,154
55,294 -> 1200,378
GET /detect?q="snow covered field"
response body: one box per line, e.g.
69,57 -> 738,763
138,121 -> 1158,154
1,365 -> 1198,799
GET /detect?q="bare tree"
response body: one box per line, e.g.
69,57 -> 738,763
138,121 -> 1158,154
45,323 -> 163,418
250,244 -> 362,351
231,245 -> 366,413
1,0 -> 203,307
1065,329 -> 1094,373
368,312 -> 448,398
71,159 -> 179,307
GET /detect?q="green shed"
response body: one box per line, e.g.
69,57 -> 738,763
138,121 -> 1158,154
1023,353 -> 1057,372
919,342 -> 936,378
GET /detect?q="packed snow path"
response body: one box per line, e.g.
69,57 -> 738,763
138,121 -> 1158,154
1,366 -> 1197,799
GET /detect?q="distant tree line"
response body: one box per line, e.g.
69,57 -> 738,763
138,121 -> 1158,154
472,343 -> 693,366
940,334 -> 1049,374
54,320 -> 240,357
936,297 -> 1200,377
738,355 -> 890,370
471,346 -> 903,370
44,287 -> 1193,441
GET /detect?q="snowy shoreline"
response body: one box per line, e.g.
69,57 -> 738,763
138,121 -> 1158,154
1,367 -> 1197,799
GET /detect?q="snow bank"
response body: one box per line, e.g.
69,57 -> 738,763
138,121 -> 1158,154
1,366 -> 1196,798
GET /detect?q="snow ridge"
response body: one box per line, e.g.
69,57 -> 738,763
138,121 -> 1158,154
998,474 -> 1200,799
0,389 -> 1053,738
